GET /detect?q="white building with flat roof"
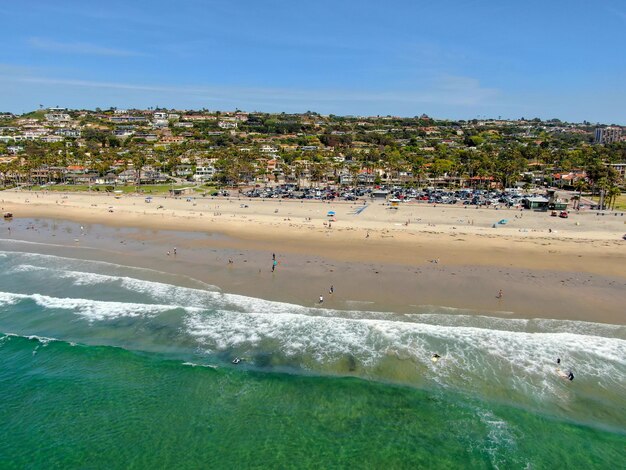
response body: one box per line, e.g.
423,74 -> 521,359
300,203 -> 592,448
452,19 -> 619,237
595,127 -> 622,144
193,166 -> 216,182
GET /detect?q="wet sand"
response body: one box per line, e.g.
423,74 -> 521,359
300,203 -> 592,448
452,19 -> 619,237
2,213 -> 625,325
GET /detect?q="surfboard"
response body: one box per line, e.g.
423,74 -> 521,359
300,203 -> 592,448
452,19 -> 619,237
556,368 -> 568,379
431,356 -> 440,363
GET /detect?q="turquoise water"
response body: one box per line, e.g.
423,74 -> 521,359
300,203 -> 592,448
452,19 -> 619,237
0,247 -> 625,468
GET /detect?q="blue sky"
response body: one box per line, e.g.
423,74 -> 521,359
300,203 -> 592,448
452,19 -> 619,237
1,0 -> 625,123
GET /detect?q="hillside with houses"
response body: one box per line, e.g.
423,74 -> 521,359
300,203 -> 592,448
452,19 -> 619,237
0,108 -> 623,205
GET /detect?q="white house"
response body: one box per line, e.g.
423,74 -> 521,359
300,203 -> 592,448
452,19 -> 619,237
193,166 -> 216,182
44,113 -> 71,122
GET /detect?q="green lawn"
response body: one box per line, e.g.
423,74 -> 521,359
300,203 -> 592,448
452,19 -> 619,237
589,194 -> 626,210
28,184 -> 217,195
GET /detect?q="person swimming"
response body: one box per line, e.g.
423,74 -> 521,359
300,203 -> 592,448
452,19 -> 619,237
232,358 -> 241,365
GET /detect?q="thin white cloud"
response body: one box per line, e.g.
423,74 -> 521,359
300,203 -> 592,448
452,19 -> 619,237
28,37 -> 144,57
607,7 -> 626,21
9,74 -> 498,108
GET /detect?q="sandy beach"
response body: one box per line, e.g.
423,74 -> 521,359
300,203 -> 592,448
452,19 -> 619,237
2,189 -> 625,323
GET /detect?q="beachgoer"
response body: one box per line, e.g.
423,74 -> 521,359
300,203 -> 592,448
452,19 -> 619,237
432,353 -> 441,359
567,371 -> 574,381
272,253 -> 275,260
496,289 -> 503,299
557,358 -> 561,364
167,251 -> 170,256
319,295 -> 324,304
232,357 -> 241,365
173,247 -> 177,255
329,285 -> 334,294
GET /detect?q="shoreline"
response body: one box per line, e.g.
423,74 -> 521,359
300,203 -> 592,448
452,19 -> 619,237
2,204 -> 625,324
2,190 -> 626,274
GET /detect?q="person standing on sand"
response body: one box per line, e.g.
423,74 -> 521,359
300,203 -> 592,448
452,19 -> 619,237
329,285 -> 334,294
319,295 -> 324,304
496,289 -> 503,299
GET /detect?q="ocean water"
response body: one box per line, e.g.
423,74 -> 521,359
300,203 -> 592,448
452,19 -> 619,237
0,247 -> 625,469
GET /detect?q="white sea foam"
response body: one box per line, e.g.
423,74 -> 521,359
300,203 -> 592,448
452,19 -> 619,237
2,248 -> 626,409
0,290 -> 199,321
185,307 -> 626,401
476,409 -> 521,470
1,332 -> 60,345
182,362 -> 218,369
0,238 -> 94,250
0,250 -> 218,291
0,291 -> 24,307
406,313 -> 626,339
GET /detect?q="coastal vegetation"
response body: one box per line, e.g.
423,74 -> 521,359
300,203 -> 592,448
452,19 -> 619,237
0,110 -> 623,204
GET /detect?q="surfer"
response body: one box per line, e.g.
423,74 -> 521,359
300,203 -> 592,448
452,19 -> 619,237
232,357 -> 241,365
431,353 -> 441,363
567,371 -> 574,381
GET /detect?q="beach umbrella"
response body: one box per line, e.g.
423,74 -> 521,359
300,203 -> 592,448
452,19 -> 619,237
327,211 -> 336,216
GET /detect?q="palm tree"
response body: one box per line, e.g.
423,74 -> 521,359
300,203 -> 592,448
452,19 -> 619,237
573,179 -> 589,210
310,163 -> 326,188
607,186 -> 621,211
131,153 -> 147,191
293,162 -> 305,188
348,164 -> 360,187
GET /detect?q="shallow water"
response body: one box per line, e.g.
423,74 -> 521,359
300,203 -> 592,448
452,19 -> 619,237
0,248 -> 624,468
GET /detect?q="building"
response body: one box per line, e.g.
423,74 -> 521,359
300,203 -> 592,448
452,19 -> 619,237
218,121 -> 238,129
55,128 -> 81,138
595,127 -> 622,144
193,166 -> 216,182
44,113 -> 71,123
522,196 -> 549,210
610,163 -> 626,179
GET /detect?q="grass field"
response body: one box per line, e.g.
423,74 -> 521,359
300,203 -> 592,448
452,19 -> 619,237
590,194 -> 626,210
29,184 -> 216,195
